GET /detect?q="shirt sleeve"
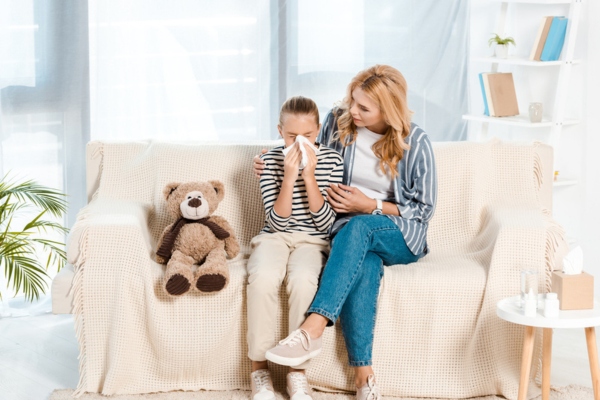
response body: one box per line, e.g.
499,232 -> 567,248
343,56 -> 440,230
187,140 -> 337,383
317,109 -> 338,146
310,153 -> 344,232
259,155 -> 290,232
396,134 -> 437,223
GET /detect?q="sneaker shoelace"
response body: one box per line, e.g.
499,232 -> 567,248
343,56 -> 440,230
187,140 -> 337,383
364,375 -> 381,400
252,370 -> 272,392
288,373 -> 309,395
279,328 -> 311,350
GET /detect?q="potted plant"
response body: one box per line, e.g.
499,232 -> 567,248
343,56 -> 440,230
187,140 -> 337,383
0,174 -> 68,302
489,33 -> 516,59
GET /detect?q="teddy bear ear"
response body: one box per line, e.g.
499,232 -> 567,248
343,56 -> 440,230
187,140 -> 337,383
163,182 -> 181,200
209,180 -> 225,202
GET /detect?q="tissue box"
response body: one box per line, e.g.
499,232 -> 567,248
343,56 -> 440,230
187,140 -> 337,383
551,271 -> 594,310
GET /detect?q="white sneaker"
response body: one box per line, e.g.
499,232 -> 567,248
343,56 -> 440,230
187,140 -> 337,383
287,372 -> 312,400
250,369 -> 276,400
265,329 -> 322,367
356,374 -> 381,400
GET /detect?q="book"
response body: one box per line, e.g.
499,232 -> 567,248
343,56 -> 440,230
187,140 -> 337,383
479,73 -> 489,116
486,72 -> 519,117
541,16 -> 568,61
530,16 -> 554,61
482,74 -> 495,116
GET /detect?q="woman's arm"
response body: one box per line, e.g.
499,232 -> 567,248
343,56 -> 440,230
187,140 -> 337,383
395,134 -> 437,223
326,184 -> 399,215
253,149 -> 268,178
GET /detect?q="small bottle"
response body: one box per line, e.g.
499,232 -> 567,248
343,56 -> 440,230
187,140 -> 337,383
544,292 -> 560,318
524,288 -> 537,318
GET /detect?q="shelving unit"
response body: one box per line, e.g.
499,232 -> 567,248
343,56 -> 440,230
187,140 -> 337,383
463,0 -> 583,242
463,0 -> 582,151
463,114 -> 579,128
471,55 -> 581,66
553,177 -> 578,187
463,0 -> 583,164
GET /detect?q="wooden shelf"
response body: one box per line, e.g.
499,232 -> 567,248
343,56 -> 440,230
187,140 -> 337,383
491,0 -> 572,4
472,56 -> 582,66
462,114 -> 580,128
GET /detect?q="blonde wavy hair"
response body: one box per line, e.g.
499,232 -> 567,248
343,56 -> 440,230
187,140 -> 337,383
336,65 -> 413,178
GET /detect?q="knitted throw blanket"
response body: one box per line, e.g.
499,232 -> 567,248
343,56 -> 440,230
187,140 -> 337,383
67,140 -> 567,399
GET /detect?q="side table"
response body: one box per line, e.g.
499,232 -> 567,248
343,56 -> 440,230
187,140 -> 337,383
496,295 -> 600,400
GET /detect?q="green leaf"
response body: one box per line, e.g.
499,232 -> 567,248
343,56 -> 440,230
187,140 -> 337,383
0,173 -> 69,301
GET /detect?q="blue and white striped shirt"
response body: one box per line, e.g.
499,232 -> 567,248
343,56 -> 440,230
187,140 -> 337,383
259,144 -> 344,239
319,110 -> 437,256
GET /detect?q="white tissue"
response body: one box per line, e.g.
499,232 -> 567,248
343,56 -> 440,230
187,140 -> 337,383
563,246 -> 583,275
282,135 -> 319,170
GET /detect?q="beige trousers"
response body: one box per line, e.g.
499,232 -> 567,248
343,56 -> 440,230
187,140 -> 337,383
246,232 -> 329,370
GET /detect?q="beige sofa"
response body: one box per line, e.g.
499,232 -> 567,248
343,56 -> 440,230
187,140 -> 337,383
51,139 -> 565,399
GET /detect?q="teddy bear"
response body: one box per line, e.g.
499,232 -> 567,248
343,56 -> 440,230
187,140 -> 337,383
155,180 -> 240,296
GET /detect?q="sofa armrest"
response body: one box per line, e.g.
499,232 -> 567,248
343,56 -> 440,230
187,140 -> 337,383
51,263 -> 75,314
478,205 -> 565,295
66,199 -> 153,266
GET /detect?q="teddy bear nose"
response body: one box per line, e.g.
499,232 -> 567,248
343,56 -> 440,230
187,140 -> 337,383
188,198 -> 202,208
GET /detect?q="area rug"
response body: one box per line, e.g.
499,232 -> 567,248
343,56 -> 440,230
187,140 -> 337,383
51,385 -> 593,400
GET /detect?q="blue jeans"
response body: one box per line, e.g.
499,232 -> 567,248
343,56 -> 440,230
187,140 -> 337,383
307,215 -> 420,367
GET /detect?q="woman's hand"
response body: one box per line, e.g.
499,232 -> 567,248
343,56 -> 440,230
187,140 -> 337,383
301,143 -> 317,182
326,183 -> 375,214
253,149 -> 268,178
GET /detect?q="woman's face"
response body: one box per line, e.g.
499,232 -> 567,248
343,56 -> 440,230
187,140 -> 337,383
350,87 -> 388,134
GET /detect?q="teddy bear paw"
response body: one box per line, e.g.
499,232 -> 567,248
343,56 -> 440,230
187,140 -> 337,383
196,274 -> 227,293
165,274 -> 191,296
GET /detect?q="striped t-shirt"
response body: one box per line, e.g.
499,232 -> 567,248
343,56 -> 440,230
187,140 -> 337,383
259,144 -> 344,239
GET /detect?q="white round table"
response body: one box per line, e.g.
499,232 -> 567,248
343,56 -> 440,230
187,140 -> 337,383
497,295 -> 600,400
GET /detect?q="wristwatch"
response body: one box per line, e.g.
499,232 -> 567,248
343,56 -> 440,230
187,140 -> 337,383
371,199 -> 383,215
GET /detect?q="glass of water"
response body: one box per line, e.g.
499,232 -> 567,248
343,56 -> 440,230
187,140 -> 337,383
520,269 -> 538,308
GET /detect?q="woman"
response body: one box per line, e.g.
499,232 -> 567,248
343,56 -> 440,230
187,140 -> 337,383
254,65 -> 437,400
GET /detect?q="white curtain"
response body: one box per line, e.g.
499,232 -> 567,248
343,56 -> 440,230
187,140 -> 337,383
90,0 -> 469,142
0,0 -> 89,310
0,0 -> 468,306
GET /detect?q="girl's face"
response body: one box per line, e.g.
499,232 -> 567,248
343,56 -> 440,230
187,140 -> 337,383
278,113 -> 321,148
350,87 -> 388,134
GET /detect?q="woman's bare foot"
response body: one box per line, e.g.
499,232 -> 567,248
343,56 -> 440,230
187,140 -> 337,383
355,366 -> 375,388
300,313 -> 328,339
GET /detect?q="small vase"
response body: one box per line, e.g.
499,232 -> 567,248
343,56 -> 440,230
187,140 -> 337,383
495,44 -> 509,59
528,102 -> 543,123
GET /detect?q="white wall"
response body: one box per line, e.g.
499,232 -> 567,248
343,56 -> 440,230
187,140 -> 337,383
582,0 -> 600,294
468,0 -> 600,292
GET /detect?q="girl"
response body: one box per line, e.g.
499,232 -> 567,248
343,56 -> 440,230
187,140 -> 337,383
247,96 -> 344,400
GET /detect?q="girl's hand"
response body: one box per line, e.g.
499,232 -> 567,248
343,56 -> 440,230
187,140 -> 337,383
326,183 -> 374,214
301,143 -> 317,181
253,149 -> 268,178
283,143 -> 301,181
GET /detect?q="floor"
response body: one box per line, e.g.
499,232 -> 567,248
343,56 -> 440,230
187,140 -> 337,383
0,300 -> 597,400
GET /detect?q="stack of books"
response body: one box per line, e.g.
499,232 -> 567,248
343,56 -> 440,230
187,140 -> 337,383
530,16 -> 569,61
478,72 -> 519,117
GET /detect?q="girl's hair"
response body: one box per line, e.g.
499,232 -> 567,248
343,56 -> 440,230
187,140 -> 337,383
336,65 -> 413,178
278,96 -> 320,127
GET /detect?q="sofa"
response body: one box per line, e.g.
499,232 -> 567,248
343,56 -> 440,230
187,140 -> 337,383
51,139 -> 567,399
